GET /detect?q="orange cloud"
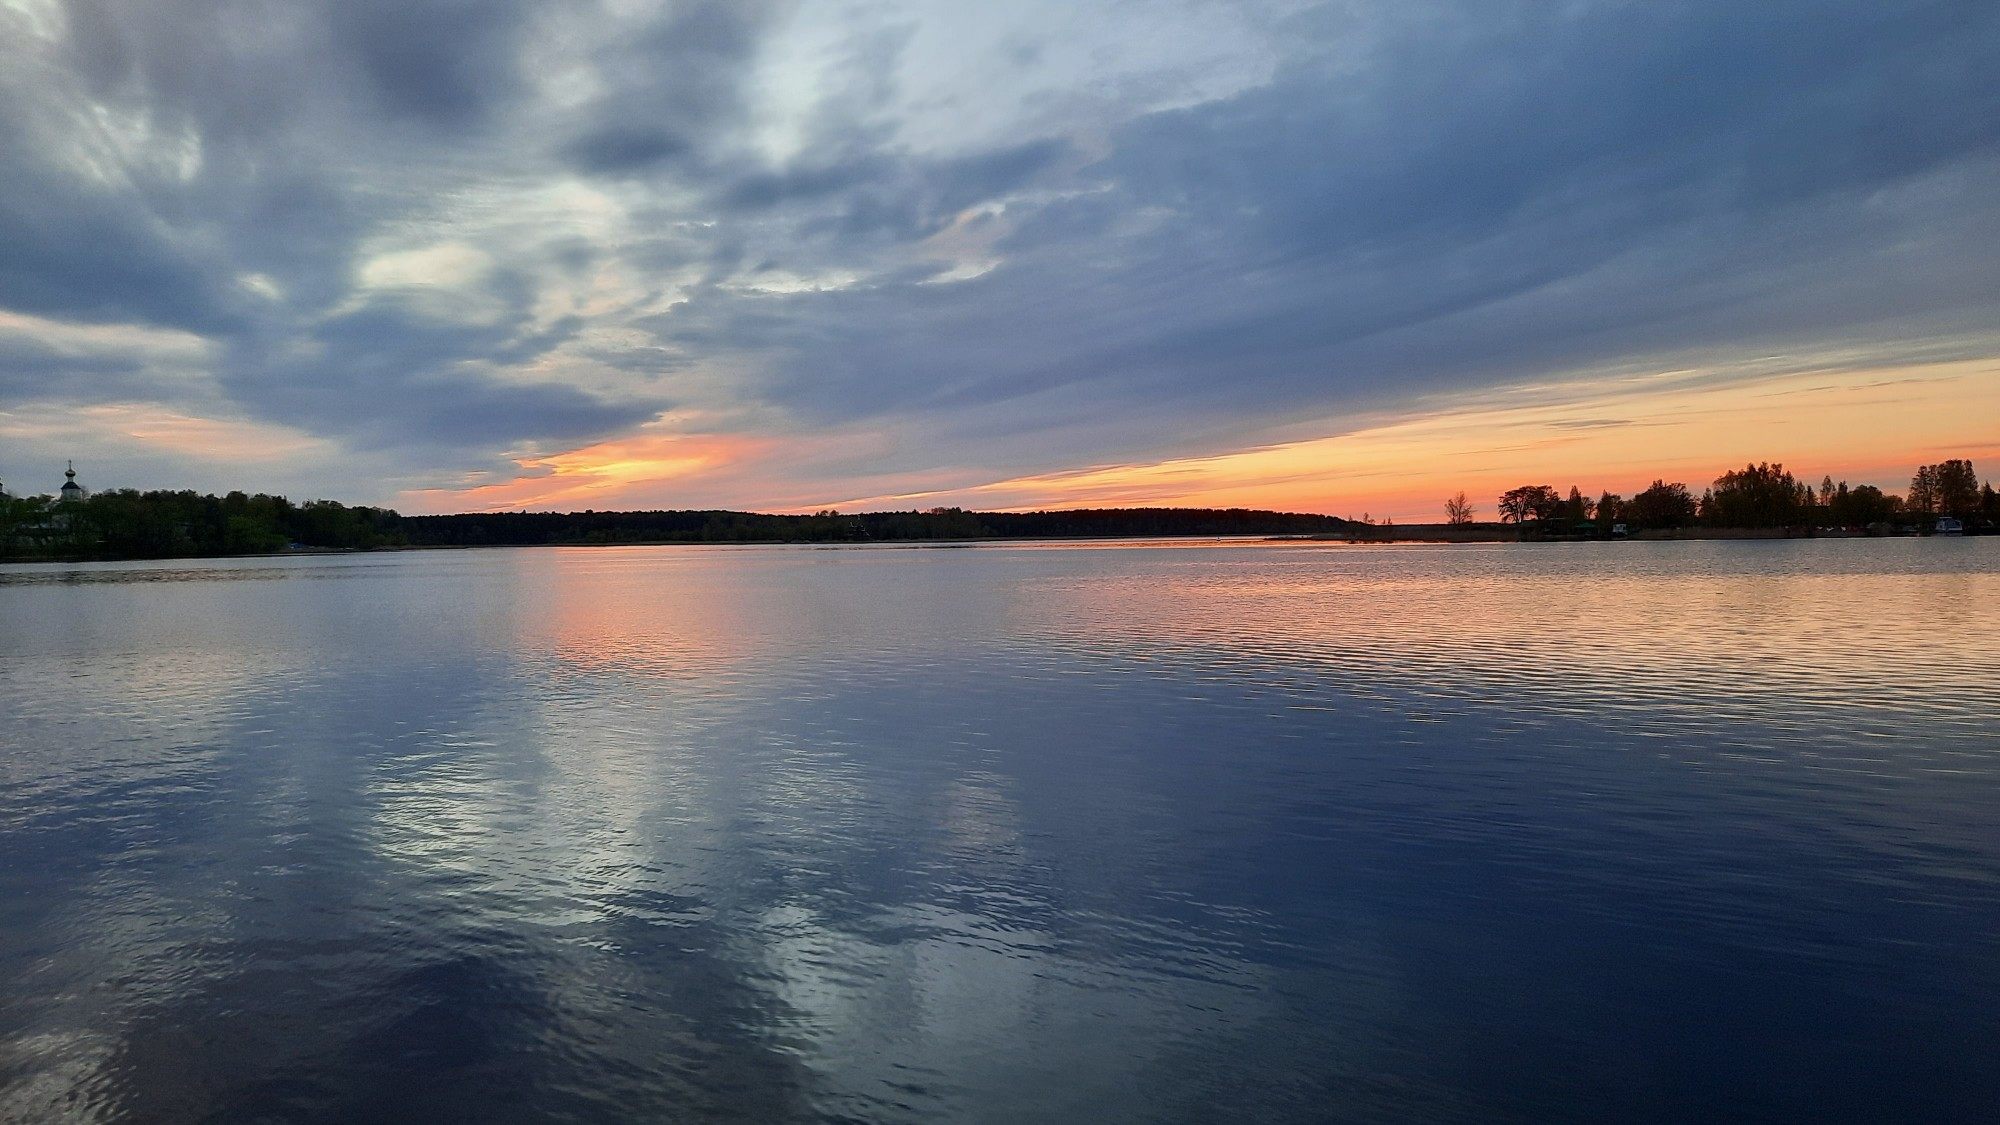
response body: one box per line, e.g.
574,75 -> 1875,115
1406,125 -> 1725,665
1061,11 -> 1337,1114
401,425 -> 778,512
0,401 -> 334,462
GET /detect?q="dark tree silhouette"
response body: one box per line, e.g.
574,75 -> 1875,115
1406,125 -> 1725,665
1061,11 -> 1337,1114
1703,463 -> 1810,528
1827,482 -> 1898,527
1497,485 -> 1559,524
1911,460 -> 1980,517
1563,486 -> 1590,526
1625,480 -> 1697,529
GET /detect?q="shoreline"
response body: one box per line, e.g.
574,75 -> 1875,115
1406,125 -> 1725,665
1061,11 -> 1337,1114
1291,524 -> 1952,544
1,525 -> 1979,567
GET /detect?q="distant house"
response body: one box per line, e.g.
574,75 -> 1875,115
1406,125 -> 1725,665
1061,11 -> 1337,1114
1936,516 -> 1964,536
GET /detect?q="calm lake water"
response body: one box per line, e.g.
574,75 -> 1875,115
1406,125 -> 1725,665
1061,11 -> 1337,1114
2,540 -> 1997,1123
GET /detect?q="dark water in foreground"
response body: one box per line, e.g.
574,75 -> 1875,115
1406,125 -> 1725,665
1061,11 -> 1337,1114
2,540 -> 1996,1124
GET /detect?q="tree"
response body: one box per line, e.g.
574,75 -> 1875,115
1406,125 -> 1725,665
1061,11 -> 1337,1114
1913,459 -> 1980,516
1444,492 -> 1475,525
1563,486 -> 1591,526
0,489 -> 19,560
1704,462 -> 1810,528
1908,465 -> 1938,514
1828,482 -> 1896,527
1625,480 -> 1697,529
1497,485 -> 1559,524
1597,492 -> 1623,526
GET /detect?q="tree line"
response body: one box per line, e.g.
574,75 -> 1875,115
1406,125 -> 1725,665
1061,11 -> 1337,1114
5,457 -> 1988,563
1452,458 -> 1996,533
0,488 -> 405,561
396,506 -> 1354,546
0,490 -> 1354,561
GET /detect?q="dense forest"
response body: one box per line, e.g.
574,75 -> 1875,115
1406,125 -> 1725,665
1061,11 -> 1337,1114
2,456 -> 1992,563
0,489 -> 406,561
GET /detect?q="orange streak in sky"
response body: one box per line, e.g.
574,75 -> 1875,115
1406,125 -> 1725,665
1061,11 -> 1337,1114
403,357 -> 1999,519
825,358 -> 2000,521
406,429 -> 774,513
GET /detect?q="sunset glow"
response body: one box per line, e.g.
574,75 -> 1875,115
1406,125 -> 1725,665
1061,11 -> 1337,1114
383,357 -> 1999,521
862,358 -> 2000,522
415,427 -> 777,513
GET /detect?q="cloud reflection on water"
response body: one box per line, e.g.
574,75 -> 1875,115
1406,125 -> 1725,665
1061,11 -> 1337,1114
2,541 -> 1997,1122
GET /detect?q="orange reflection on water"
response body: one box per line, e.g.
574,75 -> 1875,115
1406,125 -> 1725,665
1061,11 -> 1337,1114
995,540 -> 2000,730
507,547 -> 766,684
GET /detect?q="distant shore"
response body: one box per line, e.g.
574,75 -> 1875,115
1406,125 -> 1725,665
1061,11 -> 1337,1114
7,525 -> 1984,568
4,489 -> 1987,566
1287,523 -> 1963,544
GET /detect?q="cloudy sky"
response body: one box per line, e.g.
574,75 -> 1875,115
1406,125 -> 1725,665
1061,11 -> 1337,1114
2,0 -> 1997,518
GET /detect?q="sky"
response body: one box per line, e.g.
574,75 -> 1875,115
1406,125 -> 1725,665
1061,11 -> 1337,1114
1,0 -> 1997,520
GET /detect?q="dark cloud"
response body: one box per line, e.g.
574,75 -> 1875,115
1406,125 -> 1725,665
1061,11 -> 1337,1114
0,179 -> 244,334
3,0 -> 1998,497
935,139 -> 1068,211
566,127 -> 692,175
220,300 -> 655,452
1103,4 -> 2000,258
0,0 -> 684,465
56,0 -> 537,137
722,138 -> 1067,233
558,0 -> 785,178
0,97 -> 242,333
0,334 -> 150,402
325,0 -> 536,128
675,0 -> 2000,468
725,158 -> 890,212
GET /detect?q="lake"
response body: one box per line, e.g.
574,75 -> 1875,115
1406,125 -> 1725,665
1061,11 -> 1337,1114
2,539 -> 1996,1123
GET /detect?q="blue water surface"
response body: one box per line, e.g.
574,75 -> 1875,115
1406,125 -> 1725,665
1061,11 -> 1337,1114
2,539 -> 1996,1123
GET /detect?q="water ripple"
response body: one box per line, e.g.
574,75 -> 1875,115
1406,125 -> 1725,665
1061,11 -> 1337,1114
2,540 -> 1996,1123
